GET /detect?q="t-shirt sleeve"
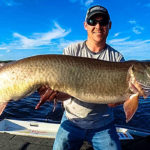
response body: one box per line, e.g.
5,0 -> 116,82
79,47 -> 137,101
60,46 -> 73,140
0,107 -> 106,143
63,42 -> 81,56
120,56 -> 125,62
63,46 -> 70,55
63,44 -> 76,56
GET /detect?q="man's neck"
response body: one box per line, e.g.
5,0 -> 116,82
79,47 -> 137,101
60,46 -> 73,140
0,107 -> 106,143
86,40 -> 106,53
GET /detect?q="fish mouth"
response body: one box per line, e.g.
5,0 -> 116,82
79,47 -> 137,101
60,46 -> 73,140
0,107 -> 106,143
129,79 -> 144,96
136,82 -> 150,98
129,78 -> 150,98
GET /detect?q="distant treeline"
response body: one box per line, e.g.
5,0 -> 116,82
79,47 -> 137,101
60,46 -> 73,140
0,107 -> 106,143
0,60 -> 15,63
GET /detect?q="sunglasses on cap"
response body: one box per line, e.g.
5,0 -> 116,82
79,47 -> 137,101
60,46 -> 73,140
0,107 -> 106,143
87,19 -> 109,26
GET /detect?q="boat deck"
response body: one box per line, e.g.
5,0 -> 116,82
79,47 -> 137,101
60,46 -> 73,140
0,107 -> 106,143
0,132 -> 93,150
0,132 -> 150,150
0,132 -> 53,150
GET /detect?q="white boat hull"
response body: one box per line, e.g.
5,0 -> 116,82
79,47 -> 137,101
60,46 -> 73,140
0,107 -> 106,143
0,119 -> 59,138
1,119 -> 148,140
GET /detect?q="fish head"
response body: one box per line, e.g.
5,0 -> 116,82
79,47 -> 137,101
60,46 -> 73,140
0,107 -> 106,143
129,62 -> 150,98
125,62 -> 150,122
133,63 -> 150,85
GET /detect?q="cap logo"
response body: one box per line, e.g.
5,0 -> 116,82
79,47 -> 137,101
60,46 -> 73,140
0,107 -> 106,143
89,6 -> 106,13
85,5 -> 110,21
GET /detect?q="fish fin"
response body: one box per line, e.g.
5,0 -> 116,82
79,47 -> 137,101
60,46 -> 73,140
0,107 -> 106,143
0,102 -> 8,115
35,89 -> 58,109
35,88 -> 53,109
123,93 -> 139,123
52,99 -> 57,112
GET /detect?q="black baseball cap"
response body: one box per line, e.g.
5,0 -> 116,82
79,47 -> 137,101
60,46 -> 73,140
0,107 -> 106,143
85,5 -> 110,21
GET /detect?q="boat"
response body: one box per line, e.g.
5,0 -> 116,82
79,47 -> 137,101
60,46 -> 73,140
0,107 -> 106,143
0,119 -> 59,139
0,119 -> 134,139
0,119 -> 150,150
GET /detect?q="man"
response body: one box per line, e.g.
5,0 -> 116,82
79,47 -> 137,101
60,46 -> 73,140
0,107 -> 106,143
38,5 -> 124,150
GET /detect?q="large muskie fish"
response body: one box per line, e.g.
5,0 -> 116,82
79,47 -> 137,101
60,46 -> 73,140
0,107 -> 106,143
0,55 -> 150,122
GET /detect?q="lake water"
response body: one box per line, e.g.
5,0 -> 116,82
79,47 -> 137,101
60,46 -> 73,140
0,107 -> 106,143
1,92 -> 150,131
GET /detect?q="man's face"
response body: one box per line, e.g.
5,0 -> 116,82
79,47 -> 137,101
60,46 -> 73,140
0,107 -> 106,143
84,15 -> 111,44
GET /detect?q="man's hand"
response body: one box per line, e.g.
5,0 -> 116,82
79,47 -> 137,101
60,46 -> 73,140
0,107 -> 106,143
36,85 -> 71,109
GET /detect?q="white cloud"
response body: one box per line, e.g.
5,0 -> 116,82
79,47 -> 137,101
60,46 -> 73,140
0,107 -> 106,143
0,22 -> 71,51
129,20 -> 136,25
85,0 -> 94,6
1,0 -> 19,6
114,32 -> 121,37
132,26 -> 144,34
108,37 -> 150,60
69,0 -> 93,6
128,20 -> 144,35
0,47 -> 7,50
109,37 -> 130,44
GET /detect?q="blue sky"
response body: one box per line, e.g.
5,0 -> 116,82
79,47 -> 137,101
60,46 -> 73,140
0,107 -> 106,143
0,0 -> 150,60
